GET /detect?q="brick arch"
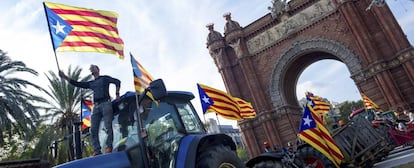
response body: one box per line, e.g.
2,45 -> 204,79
207,0 -> 413,157
269,38 -> 362,110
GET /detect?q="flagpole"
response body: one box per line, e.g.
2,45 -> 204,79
215,113 -> 222,133
73,91 -> 84,159
43,2 -> 61,71
134,93 -> 145,134
80,90 -> 84,127
203,114 -> 206,124
53,51 -> 61,71
134,92 -> 149,168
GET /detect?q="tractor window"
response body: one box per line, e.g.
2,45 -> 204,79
176,103 -> 203,133
106,106 -> 140,151
145,111 -> 183,168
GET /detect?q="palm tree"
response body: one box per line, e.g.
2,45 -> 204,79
44,66 -> 92,132
42,65 -> 92,163
0,50 -> 47,146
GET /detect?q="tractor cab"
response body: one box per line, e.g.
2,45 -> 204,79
55,79 -> 242,168
109,79 -> 206,167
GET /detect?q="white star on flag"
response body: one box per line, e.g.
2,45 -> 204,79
202,95 -> 210,104
52,20 -> 66,35
303,115 -> 313,126
308,100 -> 314,106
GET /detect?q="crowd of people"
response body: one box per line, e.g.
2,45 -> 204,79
395,107 -> 414,132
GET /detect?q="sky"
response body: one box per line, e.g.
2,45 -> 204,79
0,0 -> 413,127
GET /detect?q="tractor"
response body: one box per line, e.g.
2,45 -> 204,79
246,107 -> 414,168
54,79 -> 244,168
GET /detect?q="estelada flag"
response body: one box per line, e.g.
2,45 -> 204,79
81,99 -> 93,130
233,97 -> 256,119
43,2 -> 124,59
298,103 -> 344,167
305,91 -> 331,124
197,83 -> 252,121
361,93 -> 382,112
305,91 -> 330,114
130,53 -> 154,93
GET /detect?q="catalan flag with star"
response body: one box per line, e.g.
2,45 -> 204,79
306,91 -> 331,124
81,99 -> 93,130
43,2 -> 124,59
298,103 -> 344,167
306,91 -> 331,114
130,53 -> 154,93
197,83 -> 256,120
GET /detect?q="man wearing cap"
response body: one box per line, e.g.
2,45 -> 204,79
59,64 -> 121,156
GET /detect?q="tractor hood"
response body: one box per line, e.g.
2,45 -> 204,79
54,152 -> 130,168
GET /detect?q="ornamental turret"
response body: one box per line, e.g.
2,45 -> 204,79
206,23 -> 226,69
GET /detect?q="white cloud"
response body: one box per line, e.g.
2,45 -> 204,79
0,0 -> 412,127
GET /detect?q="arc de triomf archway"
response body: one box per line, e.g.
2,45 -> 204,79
206,0 -> 414,157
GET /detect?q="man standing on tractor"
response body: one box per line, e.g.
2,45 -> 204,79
59,64 -> 121,156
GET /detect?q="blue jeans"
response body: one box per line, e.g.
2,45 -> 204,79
90,101 -> 113,152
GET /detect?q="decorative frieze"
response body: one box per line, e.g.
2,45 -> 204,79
352,49 -> 414,83
247,0 -> 336,54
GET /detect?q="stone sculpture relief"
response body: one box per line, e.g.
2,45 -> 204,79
228,39 -> 242,58
248,0 -> 336,54
210,48 -> 224,69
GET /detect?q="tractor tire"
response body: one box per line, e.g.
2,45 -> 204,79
250,160 -> 283,168
196,145 -> 245,168
297,146 -> 335,168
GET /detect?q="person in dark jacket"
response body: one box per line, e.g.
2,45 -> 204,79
59,64 -> 121,156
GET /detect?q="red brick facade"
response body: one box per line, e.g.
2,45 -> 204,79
206,0 -> 414,157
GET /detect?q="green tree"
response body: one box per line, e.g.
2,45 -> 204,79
41,66 -> 92,164
44,66 -> 92,132
338,100 -> 364,122
237,146 -> 248,162
0,50 -> 47,146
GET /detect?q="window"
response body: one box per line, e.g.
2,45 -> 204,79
176,103 -> 203,133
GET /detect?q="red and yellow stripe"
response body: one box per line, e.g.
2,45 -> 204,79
298,104 -> 343,167
361,93 -> 381,111
44,2 -> 124,59
234,97 -> 256,118
132,59 -> 154,93
198,84 -> 243,121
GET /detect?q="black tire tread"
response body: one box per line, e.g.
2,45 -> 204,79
252,160 -> 283,168
196,145 -> 245,168
297,146 -> 336,168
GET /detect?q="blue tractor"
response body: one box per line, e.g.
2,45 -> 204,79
54,79 -> 244,168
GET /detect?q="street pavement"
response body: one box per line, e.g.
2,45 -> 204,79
374,146 -> 414,168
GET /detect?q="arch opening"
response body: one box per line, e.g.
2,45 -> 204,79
269,38 -> 363,112
295,59 -> 361,106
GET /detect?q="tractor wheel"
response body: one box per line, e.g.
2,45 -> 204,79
196,145 -> 245,168
250,160 -> 283,168
297,146 -> 335,168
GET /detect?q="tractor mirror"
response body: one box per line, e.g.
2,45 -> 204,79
148,79 -> 167,100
